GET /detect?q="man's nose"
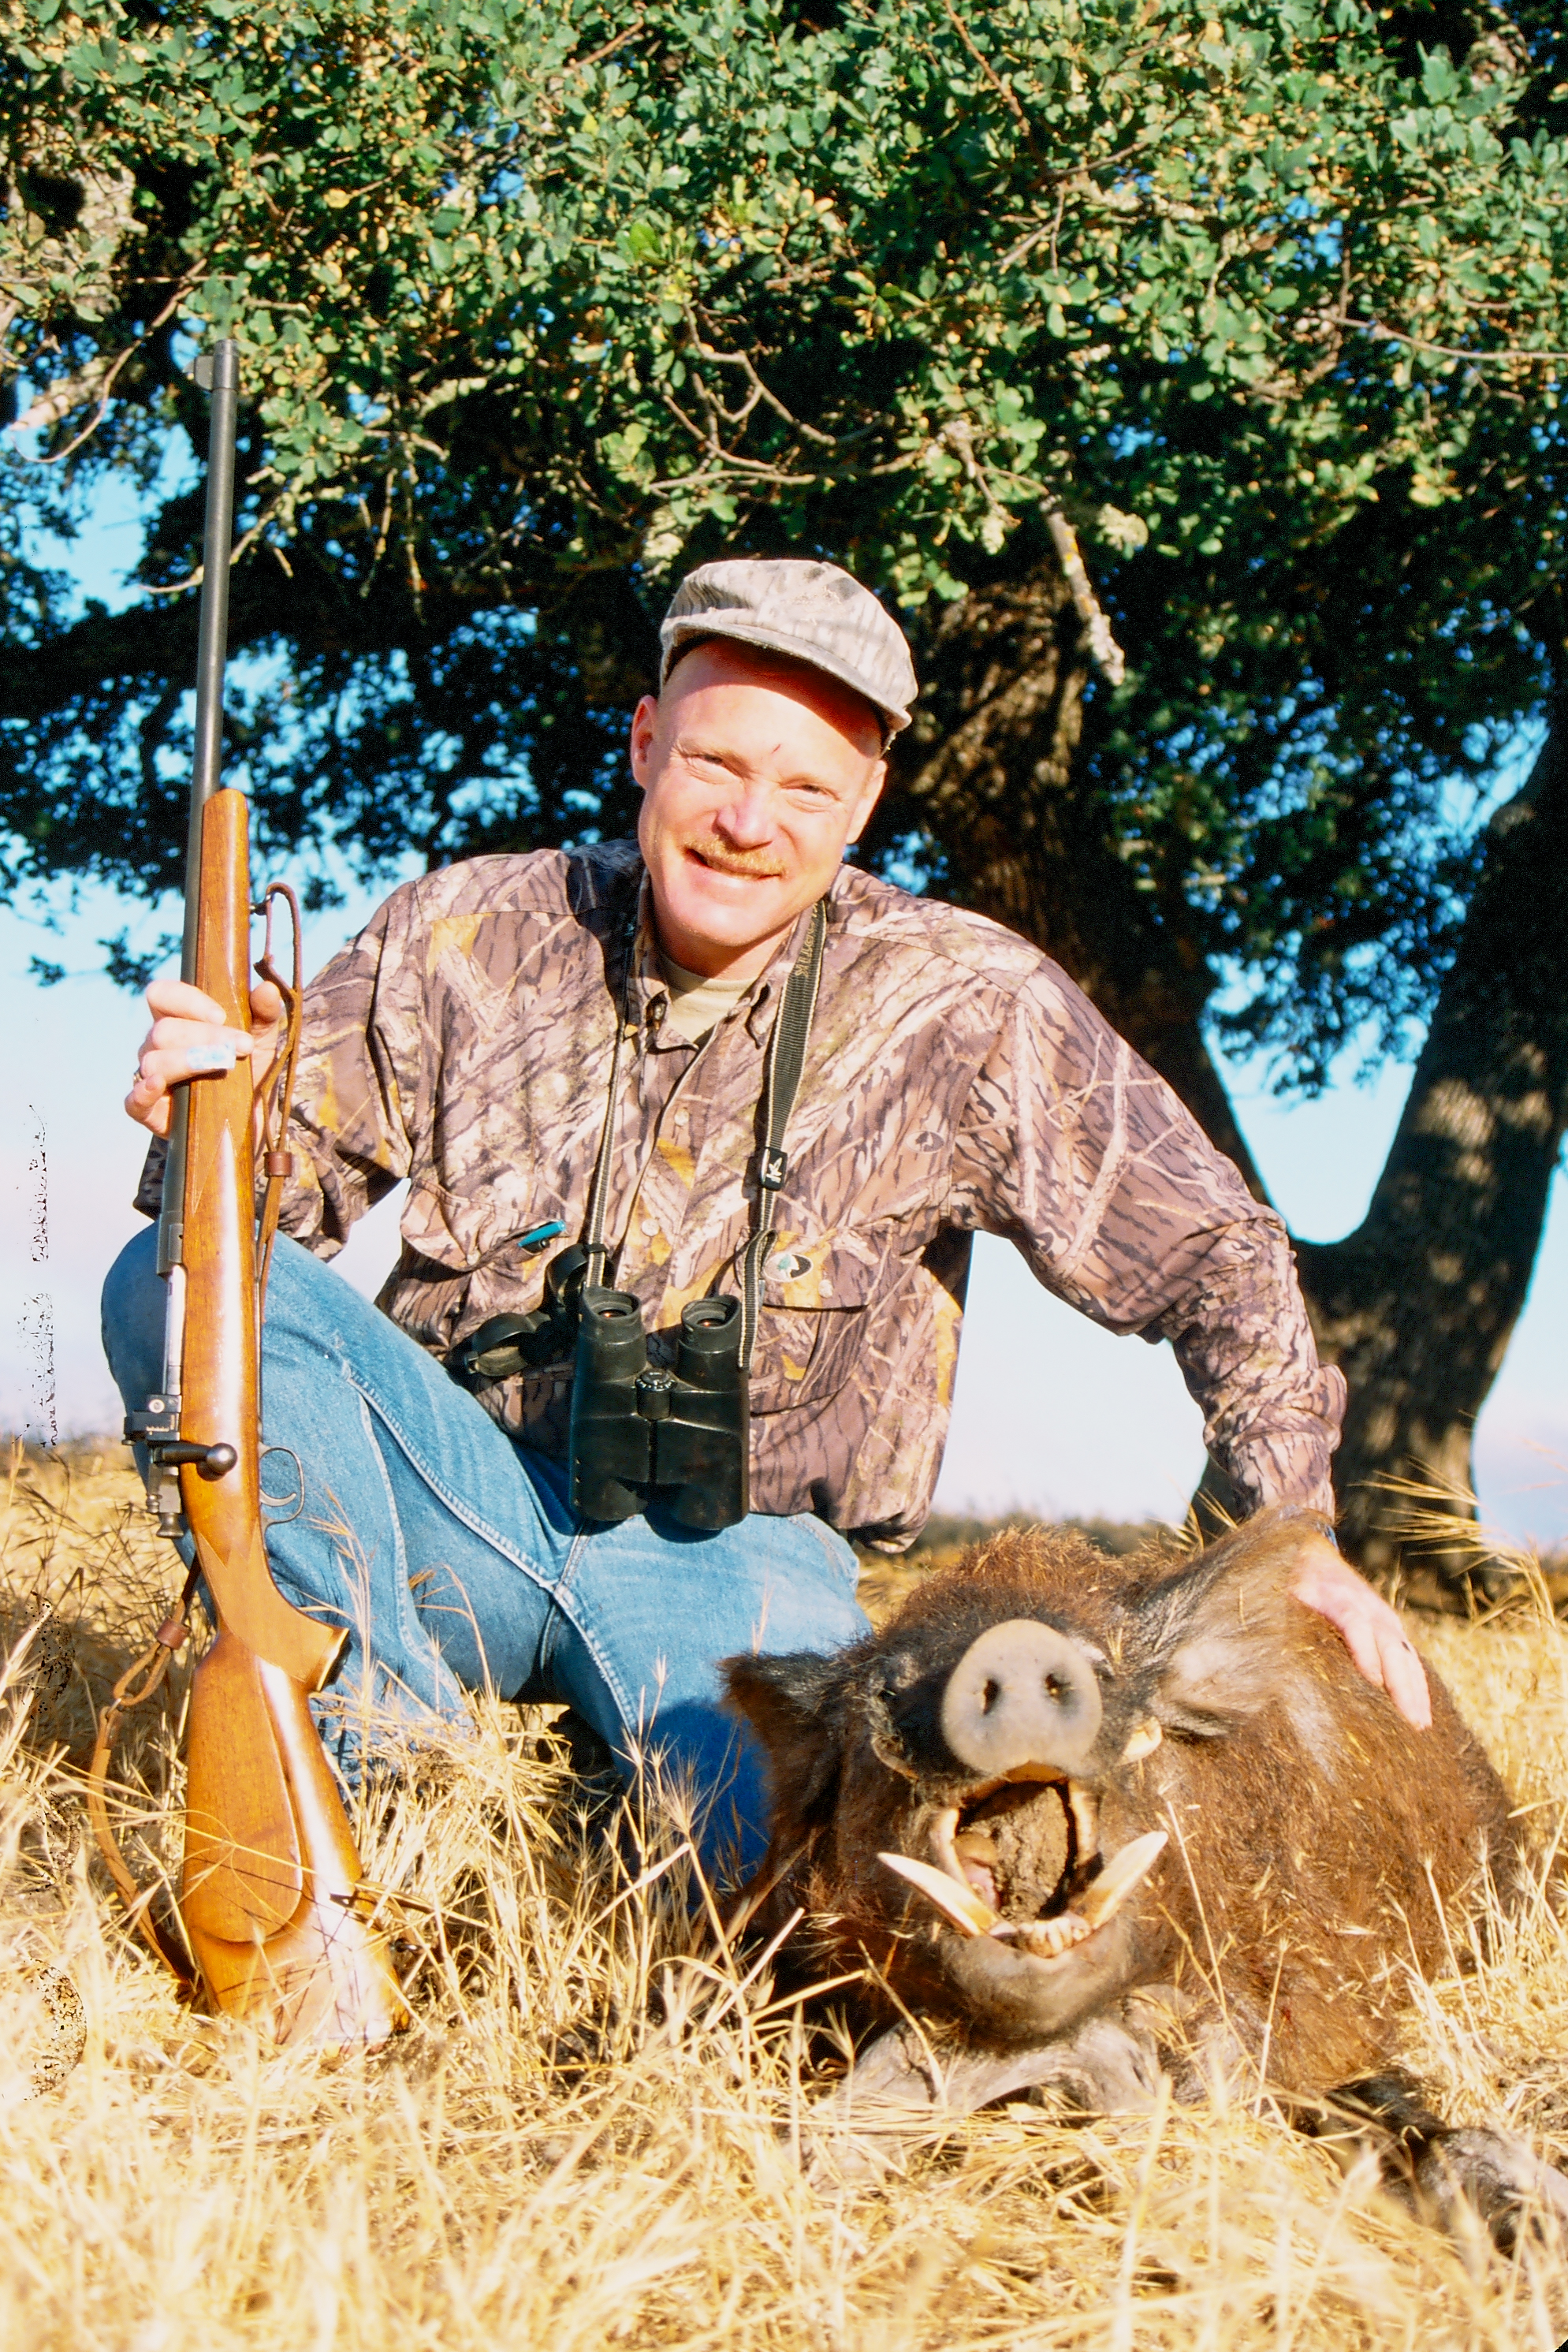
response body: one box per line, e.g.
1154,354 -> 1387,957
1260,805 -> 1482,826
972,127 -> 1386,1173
713,781 -> 777,845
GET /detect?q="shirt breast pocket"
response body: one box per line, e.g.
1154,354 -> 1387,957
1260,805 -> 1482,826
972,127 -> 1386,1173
747,1229 -> 883,1411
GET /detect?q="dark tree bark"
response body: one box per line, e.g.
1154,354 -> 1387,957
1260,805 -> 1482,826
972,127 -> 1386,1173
892,567 -> 1566,1596
886,561 -> 1269,1194
1294,720 -> 1568,1599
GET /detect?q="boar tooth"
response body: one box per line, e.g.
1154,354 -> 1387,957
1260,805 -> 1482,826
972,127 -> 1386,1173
1013,1913 -> 1093,1959
929,1806 -> 966,1887
1120,1718 -> 1163,1765
1076,1829 -> 1169,1928
952,1827 -> 1000,1864
879,1851 -> 1000,1936
1067,1780 -> 1101,1863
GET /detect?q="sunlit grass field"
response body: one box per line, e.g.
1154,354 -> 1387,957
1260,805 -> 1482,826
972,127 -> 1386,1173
3,1441 -> 1567,2350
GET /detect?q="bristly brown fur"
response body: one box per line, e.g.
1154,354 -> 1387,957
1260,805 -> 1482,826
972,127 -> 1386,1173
730,1508 -> 1527,2093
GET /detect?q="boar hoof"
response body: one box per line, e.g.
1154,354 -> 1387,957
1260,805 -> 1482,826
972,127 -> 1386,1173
1305,2074 -> 1568,2258
1405,2130 -> 1568,2258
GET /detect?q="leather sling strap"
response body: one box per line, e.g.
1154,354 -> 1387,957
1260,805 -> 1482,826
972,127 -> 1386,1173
86,1570 -> 199,1992
737,898 -> 828,1369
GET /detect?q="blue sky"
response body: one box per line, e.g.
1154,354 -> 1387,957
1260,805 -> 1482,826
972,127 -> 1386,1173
2,455 -> 1563,1547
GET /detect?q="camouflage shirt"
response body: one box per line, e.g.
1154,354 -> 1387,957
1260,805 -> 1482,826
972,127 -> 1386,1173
273,840 -> 1343,1549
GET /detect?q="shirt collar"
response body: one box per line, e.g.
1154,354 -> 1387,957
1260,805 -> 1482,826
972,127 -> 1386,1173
624,862 -> 840,1045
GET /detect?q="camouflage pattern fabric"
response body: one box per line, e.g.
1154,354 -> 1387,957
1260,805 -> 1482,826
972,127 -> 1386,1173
271,841 -> 1343,1551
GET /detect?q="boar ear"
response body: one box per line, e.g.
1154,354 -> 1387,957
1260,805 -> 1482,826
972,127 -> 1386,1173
1148,1508 -> 1328,1738
722,1650 -> 851,1828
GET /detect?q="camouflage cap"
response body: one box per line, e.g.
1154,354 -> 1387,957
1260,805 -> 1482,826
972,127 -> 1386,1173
660,557 -> 918,739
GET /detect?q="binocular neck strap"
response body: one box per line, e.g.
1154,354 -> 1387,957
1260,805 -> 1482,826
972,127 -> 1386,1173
739,897 -> 828,1370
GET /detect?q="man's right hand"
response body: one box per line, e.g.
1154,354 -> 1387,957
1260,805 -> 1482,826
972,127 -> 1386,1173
126,976 -> 286,1138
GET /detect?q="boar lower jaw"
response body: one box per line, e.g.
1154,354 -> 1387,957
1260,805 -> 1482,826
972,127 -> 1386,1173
881,1777 -> 1169,1970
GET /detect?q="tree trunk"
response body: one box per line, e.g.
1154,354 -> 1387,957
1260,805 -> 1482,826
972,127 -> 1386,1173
1293,720 -> 1568,1601
888,561 -> 1271,1195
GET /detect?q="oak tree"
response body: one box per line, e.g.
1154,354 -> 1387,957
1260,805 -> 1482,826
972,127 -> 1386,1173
4,0 -> 1566,1585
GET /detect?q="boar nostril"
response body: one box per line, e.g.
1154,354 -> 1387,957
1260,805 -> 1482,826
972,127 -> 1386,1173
940,1619 -> 1103,1776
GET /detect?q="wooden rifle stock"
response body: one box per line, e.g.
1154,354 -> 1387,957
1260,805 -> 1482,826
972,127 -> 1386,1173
107,339 -> 407,2048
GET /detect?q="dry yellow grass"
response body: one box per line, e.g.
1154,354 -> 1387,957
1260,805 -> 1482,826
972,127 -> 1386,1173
3,1441 -> 1568,2351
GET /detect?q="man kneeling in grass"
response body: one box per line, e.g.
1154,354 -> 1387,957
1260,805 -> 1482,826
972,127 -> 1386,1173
106,557 -> 1427,1877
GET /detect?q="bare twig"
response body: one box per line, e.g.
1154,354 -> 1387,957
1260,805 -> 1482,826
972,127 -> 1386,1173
144,490 -> 289,597
553,16 -> 647,80
11,278 -> 197,461
940,0 -> 1031,135
1045,505 -> 1127,686
684,331 -> 838,446
1350,316 -> 1568,367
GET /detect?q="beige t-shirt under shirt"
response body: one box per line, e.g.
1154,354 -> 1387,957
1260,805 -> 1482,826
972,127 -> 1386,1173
657,954 -> 755,1044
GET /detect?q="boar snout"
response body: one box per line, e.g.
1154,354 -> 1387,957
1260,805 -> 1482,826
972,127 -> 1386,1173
940,1620 -> 1103,1778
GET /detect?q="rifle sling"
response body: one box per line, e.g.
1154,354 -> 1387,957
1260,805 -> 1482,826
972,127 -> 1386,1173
738,899 -> 827,1369
86,1571 -> 199,1993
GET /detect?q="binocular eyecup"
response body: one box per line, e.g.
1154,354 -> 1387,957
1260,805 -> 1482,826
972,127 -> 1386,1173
569,1287 -> 750,1530
447,1244 -> 590,1386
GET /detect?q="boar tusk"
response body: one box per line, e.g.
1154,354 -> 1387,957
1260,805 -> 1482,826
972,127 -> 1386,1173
879,1851 -> 1001,1936
1120,1718 -> 1163,1765
1076,1829 -> 1168,1928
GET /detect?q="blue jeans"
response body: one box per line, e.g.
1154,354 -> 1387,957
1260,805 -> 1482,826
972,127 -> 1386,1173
102,1228 -> 869,1881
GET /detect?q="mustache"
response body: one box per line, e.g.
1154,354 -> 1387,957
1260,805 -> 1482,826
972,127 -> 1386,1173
677,833 -> 789,880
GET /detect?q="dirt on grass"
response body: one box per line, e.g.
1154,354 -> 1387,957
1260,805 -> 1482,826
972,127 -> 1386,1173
2,1439 -> 1567,2350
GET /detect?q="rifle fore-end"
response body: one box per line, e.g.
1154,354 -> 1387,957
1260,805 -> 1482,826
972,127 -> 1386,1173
179,791 -> 341,1688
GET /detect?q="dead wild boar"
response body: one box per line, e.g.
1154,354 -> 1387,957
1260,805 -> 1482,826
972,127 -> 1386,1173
723,1505 -> 1568,2245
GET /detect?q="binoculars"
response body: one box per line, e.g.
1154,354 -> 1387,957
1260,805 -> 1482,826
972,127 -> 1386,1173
449,1246 -> 750,1530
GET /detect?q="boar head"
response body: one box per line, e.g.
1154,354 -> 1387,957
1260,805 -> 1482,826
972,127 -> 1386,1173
724,1506 -> 1495,2056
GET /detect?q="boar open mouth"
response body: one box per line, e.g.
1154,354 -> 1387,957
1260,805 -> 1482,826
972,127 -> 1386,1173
880,1776 -> 1168,1969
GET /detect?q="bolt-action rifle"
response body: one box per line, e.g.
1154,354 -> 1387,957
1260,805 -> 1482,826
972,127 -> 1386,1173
89,341 -> 407,2048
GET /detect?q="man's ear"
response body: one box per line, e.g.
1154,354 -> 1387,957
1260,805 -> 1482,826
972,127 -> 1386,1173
629,691 -> 660,790
721,1649 -> 850,1835
845,759 -> 886,848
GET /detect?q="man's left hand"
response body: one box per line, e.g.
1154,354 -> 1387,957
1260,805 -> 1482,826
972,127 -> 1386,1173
1291,1533 -> 1431,1729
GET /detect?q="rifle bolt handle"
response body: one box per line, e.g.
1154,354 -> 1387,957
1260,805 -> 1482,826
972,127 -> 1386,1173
152,1440 -> 238,1480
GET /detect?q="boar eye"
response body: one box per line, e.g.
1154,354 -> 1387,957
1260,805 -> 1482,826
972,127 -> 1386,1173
873,1653 -> 919,1698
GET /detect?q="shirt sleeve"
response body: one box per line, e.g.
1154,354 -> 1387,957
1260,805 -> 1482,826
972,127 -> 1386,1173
949,961 -> 1345,1517
277,882 -> 424,1258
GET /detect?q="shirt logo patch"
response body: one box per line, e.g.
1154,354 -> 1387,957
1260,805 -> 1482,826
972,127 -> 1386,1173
769,1250 -> 813,1281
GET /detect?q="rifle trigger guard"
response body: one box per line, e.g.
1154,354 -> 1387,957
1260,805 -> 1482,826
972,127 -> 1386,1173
259,1443 -> 305,1524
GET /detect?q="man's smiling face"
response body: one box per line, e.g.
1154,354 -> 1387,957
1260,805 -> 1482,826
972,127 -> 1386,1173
631,639 -> 887,981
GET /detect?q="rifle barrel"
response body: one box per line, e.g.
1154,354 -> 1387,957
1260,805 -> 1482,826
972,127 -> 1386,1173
180,338 -> 240,982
